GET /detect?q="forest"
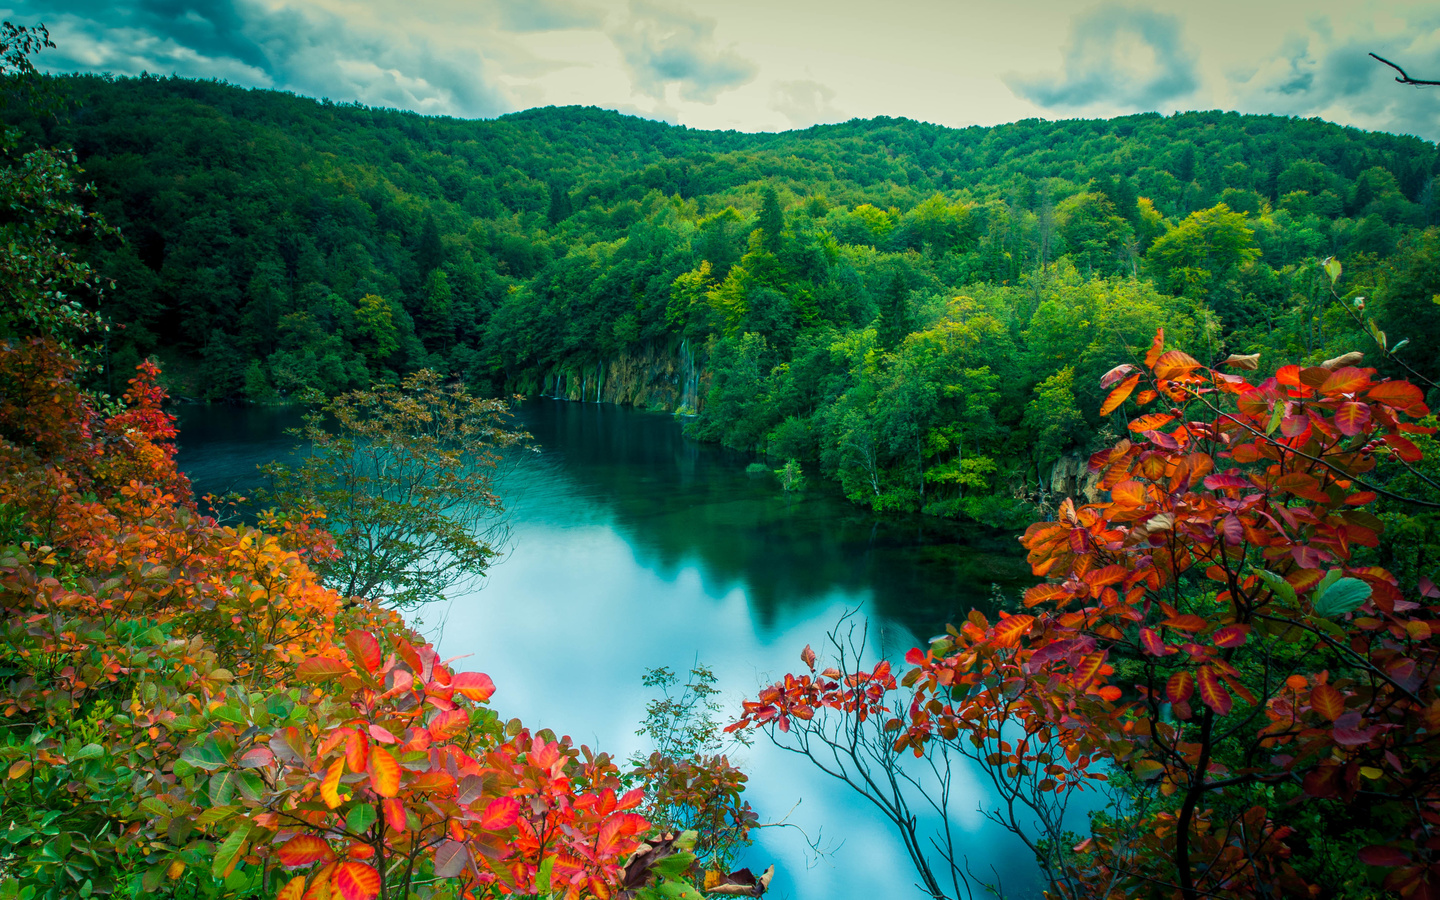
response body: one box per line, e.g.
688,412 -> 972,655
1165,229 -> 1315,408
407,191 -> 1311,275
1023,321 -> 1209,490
7,25 -> 1440,900
19,72 -> 1440,524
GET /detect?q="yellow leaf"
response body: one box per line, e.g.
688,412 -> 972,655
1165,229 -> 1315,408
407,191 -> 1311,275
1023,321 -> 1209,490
7,760 -> 30,780
1359,766 -> 1383,780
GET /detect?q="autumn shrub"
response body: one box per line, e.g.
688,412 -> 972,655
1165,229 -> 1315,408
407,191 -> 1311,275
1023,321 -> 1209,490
734,329 -> 1440,900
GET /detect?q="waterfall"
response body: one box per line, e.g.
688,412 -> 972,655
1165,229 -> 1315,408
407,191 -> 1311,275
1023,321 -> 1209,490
680,340 -> 698,413
582,371 -> 588,403
596,360 -> 604,403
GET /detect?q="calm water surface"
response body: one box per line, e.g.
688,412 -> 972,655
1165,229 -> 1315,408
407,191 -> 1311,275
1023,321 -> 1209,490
175,399 -> 1040,900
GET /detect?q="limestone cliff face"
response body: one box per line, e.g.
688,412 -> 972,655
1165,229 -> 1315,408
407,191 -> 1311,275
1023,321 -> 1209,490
533,341 -> 709,413
1049,453 -> 1100,504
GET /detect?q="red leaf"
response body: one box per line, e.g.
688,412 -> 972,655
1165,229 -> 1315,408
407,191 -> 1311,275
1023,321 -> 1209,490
344,631 -> 382,674
1100,373 -> 1141,416
367,747 -> 401,798
1166,671 -> 1193,703
1197,666 -> 1232,715
333,862 -> 381,900
1384,434 -> 1423,462
450,671 -> 495,702
1212,625 -> 1249,648
479,796 -> 520,830
382,797 -> 407,834
367,724 -> 397,744
1359,845 -> 1412,868
1139,627 -> 1176,657
1203,472 -> 1250,491
1309,683 -> 1345,721
277,835 -> 335,869
296,657 -> 349,682
1072,652 -> 1107,689
1334,402 -> 1371,436
801,645 -> 817,668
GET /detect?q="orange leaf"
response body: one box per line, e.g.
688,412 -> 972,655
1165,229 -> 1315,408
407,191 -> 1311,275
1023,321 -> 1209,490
1100,373 -> 1141,417
1368,380 -> 1424,409
1159,615 -> 1207,632
278,835 -> 336,869
479,796 -> 520,830
304,863 -> 337,900
344,631 -> 382,675
1145,328 -> 1165,368
991,614 -> 1035,647
450,671 -> 495,702
367,747 -> 401,798
277,877 -> 307,900
428,708 -> 470,741
345,731 -> 369,774
1197,666 -> 1232,715
1152,350 -> 1201,381
1127,413 -> 1174,433
321,757 -> 345,809
1320,367 -> 1370,395
297,657 -> 349,683
382,797 -> 407,834
1110,480 -> 1147,507
1310,683 -> 1345,722
333,862 -> 382,900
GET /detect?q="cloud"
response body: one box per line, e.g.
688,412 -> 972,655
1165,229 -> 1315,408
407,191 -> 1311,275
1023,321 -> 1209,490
496,0 -> 604,34
770,78 -> 844,128
1229,13 -> 1440,141
610,0 -> 756,103
1006,5 -> 1198,111
12,0 -> 511,117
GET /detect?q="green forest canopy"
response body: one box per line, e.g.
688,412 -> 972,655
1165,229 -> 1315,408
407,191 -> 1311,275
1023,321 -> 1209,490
27,74 -> 1440,524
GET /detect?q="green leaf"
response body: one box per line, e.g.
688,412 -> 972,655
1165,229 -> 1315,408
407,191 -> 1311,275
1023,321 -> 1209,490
536,855 -> 555,896
138,798 -> 169,820
211,823 -> 251,879
71,744 -> 104,762
195,806 -> 239,827
344,804 -> 377,835
652,852 -> 697,880
180,741 -> 226,772
236,771 -> 265,803
1256,570 -> 1296,605
1314,577 -> 1372,618
1324,257 -> 1342,284
1265,402 -> 1284,436
208,771 -> 237,806
1392,338 -> 1410,353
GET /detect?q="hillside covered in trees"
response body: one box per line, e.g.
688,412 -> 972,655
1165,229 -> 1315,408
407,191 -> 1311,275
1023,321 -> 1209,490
27,74 -> 1440,524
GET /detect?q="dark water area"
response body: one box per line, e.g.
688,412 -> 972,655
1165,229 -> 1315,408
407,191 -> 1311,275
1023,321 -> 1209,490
174,398 -> 1042,900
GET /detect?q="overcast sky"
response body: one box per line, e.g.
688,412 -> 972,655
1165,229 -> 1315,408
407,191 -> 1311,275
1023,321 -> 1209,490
12,0 -> 1440,140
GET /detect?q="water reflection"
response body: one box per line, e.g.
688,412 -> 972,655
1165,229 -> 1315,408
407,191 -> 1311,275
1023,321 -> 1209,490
173,399 -> 1042,900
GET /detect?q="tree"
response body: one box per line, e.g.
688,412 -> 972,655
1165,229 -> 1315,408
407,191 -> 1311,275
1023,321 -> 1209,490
756,185 -> 784,254
734,330 -> 1440,900
263,370 -> 526,608
1145,203 -> 1261,304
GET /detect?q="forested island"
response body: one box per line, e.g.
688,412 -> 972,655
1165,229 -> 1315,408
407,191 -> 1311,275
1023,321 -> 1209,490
5,22 -> 1440,900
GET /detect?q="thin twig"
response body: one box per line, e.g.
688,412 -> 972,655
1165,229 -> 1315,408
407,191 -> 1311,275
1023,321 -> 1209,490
1370,53 -> 1440,86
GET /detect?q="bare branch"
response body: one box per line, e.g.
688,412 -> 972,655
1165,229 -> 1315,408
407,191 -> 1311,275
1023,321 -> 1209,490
1370,52 -> 1440,86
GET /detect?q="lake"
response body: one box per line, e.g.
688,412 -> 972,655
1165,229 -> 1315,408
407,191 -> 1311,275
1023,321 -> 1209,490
175,398 -> 1040,900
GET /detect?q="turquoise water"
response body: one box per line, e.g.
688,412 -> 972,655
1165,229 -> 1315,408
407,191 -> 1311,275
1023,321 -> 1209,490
175,399 -> 1040,900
